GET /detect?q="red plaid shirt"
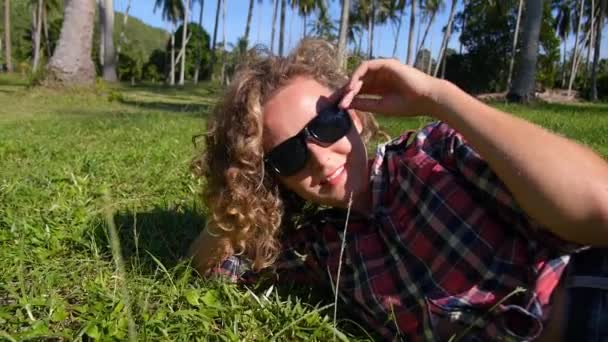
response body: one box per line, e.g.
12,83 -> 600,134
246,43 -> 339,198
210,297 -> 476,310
216,121 -> 580,341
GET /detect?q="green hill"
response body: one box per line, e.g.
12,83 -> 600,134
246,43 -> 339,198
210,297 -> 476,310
114,12 -> 170,60
2,0 -> 169,67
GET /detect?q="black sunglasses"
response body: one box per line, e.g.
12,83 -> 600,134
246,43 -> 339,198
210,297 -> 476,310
264,105 -> 353,176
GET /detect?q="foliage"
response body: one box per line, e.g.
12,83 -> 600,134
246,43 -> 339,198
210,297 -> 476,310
169,22 -> 212,82
451,0 -> 560,93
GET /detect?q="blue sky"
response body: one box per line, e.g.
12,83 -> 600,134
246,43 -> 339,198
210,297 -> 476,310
120,0 -> 607,62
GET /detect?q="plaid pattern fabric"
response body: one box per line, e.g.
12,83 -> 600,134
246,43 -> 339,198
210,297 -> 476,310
215,121 -> 580,341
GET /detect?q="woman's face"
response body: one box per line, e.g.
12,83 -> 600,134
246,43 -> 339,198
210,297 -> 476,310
262,76 -> 370,212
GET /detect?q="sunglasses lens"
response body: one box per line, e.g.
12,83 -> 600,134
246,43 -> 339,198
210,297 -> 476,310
266,136 -> 308,176
308,107 -> 352,143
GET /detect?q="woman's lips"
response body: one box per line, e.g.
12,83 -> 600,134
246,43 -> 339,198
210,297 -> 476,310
322,165 -> 345,186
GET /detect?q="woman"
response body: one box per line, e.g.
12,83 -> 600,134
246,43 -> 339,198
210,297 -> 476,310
190,39 -> 608,341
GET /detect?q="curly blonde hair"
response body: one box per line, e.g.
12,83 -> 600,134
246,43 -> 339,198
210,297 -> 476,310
191,39 -> 387,273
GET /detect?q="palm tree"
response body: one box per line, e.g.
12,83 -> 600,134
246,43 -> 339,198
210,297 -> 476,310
4,0 -> 13,72
506,0 -> 524,89
433,0 -> 457,77
416,0 -> 443,65
507,0 -> 544,103
154,0 -> 184,85
279,0 -> 286,56
290,0 -> 324,38
406,0 -> 416,65
553,0 -> 573,87
31,0 -> 43,72
45,0 -> 96,86
244,0 -> 255,44
211,0 -> 220,58
337,0 -> 350,69
591,0 -> 606,100
270,0 -> 279,53
100,0 -> 118,81
568,0 -> 586,96
178,0 -> 191,86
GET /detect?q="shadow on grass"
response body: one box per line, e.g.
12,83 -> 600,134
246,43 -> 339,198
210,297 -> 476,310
95,206 -> 206,273
116,97 -> 211,115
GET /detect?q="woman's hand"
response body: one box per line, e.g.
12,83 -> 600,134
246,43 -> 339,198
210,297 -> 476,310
339,59 -> 443,117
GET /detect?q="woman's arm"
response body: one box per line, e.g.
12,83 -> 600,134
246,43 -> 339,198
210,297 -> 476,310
340,59 -> 608,245
430,80 -> 608,245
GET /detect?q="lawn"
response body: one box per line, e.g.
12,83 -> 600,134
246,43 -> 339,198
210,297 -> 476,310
1,74 -> 607,341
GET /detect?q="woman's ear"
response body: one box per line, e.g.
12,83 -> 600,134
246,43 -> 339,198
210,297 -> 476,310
349,109 -> 364,135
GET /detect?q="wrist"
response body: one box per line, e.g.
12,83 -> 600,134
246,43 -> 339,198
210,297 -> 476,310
425,78 -> 457,120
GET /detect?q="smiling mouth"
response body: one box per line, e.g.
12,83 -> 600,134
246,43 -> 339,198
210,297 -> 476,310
321,165 -> 345,186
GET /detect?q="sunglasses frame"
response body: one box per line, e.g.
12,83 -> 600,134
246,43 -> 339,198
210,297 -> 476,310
264,107 -> 353,176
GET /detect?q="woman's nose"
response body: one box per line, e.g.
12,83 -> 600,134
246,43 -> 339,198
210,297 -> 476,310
306,141 -> 331,170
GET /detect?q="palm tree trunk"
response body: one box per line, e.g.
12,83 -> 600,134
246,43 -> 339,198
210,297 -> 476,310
568,0 -> 586,96
392,6 -> 405,57
179,0 -> 190,86
270,0 -> 278,53
506,0 -> 524,89
278,0 -> 286,56
416,10 -> 436,65
369,2 -> 375,59
561,38 -> 568,88
584,0 -> 595,88
194,0 -> 204,84
32,0 -> 43,72
42,5 -> 51,57
507,0 -> 544,103
434,0 -> 457,77
244,0 -> 254,44
46,0 -> 96,86
210,0 -> 220,77
591,0 -> 605,100
406,0 -> 416,65
220,0 -> 226,83
427,35 -> 433,74
3,0 -> 10,73
337,0 -> 350,69
303,10 -> 307,38
101,0 -> 118,82
170,26 -> 175,85
97,0 -> 104,67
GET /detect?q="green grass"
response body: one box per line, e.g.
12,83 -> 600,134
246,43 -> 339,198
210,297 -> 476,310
1,74 -> 607,340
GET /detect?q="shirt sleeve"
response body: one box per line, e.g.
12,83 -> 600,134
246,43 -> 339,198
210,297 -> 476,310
418,121 -> 581,254
208,223 -> 327,285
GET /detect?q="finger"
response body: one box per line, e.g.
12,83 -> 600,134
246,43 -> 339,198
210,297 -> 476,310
349,95 -> 405,116
339,80 -> 363,109
328,83 -> 351,105
348,59 -> 397,89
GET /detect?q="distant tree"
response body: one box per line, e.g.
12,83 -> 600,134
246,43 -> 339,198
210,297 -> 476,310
45,0 -> 96,86
434,0 -> 457,77
508,0 -> 544,103
417,0 -> 444,65
154,0 -> 184,85
171,22 -> 212,81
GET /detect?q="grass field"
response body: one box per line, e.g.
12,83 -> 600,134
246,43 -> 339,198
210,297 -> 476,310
1,74 -> 607,340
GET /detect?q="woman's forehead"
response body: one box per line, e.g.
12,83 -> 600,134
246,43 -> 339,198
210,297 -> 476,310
261,77 -> 333,150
